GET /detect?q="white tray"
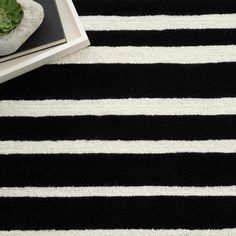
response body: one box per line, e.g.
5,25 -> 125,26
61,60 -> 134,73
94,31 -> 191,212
0,0 -> 90,84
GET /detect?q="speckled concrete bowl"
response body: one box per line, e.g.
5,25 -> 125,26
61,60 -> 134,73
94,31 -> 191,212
0,0 -> 44,56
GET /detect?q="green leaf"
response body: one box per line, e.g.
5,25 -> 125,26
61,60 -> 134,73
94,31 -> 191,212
0,0 -> 24,35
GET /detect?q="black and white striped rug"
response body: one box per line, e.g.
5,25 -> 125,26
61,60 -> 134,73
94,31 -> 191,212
1,0 -> 236,234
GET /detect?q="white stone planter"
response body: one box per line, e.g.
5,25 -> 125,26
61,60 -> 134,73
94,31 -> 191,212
0,0 -> 44,56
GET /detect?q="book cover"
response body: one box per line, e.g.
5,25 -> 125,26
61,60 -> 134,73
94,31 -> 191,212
0,0 -> 66,63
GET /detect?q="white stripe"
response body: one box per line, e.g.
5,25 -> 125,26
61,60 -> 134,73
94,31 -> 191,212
1,186 -> 236,197
1,98 -> 236,117
0,140 -> 236,154
1,229 -> 236,236
53,46 -> 236,64
81,14 -> 236,31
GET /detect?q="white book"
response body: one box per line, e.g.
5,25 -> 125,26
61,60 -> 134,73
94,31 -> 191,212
0,0 -> 90,84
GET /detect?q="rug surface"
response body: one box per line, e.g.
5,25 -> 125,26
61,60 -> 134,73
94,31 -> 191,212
1,0 -> 236,235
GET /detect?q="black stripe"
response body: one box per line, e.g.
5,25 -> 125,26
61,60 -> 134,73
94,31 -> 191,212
74,0 -> 236,15
1,153 -> 236,187
1,197 -> 236,230
1,63 -> 236,99
1,116 -> 236,141
88,30 -> 236,47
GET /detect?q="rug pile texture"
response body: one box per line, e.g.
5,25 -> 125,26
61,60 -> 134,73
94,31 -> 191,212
0,0 -> 236,235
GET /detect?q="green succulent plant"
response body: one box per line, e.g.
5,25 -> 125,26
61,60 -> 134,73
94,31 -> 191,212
0,0 -> 24,35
